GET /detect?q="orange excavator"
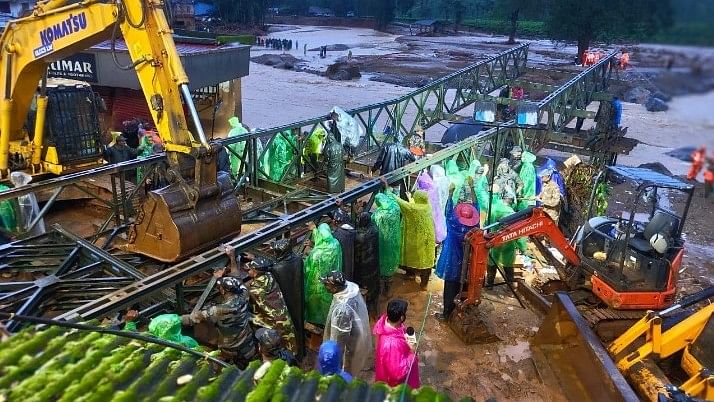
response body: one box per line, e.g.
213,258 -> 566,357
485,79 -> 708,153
452,166 -> 694,342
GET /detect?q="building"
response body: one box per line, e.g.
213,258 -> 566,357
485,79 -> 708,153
410,19 -> 442,35
307,6 -> 333,17
0,0 -> 32,17
46,35 -> 250,137
170,0 -> 195,30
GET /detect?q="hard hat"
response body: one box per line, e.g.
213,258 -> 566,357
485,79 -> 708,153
216,276 -> 244,293
650,233 -> 668,254
255,327 -> 282,352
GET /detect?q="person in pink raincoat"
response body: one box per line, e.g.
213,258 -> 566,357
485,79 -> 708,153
372,299 -> 420,388
416,171 -> 447,243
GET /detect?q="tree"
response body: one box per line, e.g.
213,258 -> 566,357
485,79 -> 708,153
492,0 -> 543,44
544,0 -> 673,64
447,0 -> 467,32
370,0 -> 397,30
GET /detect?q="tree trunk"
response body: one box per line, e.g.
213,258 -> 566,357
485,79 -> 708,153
507,8 -> 519,44
577,38 -> 590,65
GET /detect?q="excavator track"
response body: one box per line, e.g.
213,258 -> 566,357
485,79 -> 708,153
577,306 -> 645,342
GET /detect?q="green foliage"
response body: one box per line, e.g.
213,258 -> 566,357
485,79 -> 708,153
217,35 -> 257,45
463,18 -> 545,36
543,0 -> 673,57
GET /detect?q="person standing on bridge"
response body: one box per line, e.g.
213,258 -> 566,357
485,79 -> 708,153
435,180 -> 479,320
180,276 -> 257,368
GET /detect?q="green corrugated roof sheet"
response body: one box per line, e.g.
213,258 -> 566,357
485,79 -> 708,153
0,326 -> 468,402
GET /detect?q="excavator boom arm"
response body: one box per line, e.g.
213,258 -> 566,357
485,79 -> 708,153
0,0 -> 207,173
464,207 -> 580,306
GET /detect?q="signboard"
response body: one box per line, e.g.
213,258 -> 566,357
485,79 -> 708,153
47,53 -> 98,83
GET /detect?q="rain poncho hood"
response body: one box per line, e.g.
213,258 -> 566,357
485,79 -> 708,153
330,106 -> 363,148
226,116 -> 263,179
391,191 -> 436,269
372,315 -> 420,388
324,281 -> 372,375
429,165 -> 449,213
372,193 -> 402,277
416,171 -> 447,243
518,151 -> 537,211
317,341 -> 352,382
264,130 -> 297,182
435,197 -> 479,282
304,223 -> 343,325
536,158 -> 567,197
10,172 -> 44,237
304,127 -> 327,156
148,314 -> 200,349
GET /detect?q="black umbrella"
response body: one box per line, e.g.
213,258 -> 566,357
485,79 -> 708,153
440,119 -> 483,144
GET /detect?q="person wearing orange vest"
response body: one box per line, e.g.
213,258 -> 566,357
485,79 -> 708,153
688,146 -> 707,181
704,153 -> 714,199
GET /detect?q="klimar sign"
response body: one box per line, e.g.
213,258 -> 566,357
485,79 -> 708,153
33,12 -> 89,58
48,53 -> 98,83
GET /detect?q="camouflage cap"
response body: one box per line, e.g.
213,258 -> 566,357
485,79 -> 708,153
320,271 -> 346,287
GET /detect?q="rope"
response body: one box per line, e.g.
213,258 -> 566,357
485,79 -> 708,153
400,292 -> 432,401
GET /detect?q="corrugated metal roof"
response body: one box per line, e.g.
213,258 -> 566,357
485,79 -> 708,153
609,165 -> 694,191
0,326 -> 460,402
91,39 -> 240,56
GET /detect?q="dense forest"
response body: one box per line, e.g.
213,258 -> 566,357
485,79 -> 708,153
211,0 -> 714,47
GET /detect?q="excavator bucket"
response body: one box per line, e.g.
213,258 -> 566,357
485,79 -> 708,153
530,292 -> 638,402
124,167 -> 241,262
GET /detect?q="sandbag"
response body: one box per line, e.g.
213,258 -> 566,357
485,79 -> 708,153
304,223 -> 343,326
372,193 -> 402,277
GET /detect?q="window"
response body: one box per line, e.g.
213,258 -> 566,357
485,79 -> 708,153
0,2 -> 11,13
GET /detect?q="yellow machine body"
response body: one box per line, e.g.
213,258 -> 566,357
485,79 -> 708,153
0,0 -> 241,260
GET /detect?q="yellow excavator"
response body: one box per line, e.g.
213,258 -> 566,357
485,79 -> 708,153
0,0 -> 241,261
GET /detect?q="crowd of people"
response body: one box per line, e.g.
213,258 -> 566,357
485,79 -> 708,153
257,37 -> 296,51
112,111 -> 568,389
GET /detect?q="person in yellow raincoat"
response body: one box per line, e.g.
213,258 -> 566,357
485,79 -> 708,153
386,186 -> 436,289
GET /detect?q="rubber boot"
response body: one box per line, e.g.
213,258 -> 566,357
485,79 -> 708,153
419,268 -> 431,289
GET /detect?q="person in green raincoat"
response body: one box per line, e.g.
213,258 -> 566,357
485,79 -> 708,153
122,311 -> 200,350
387,187 -> 436,289
445,159 -> 465,203
227,116 -> 249,177
303,128 -> 327,175
136,134 -> 157,183
517,151 -> 537,211
304,223 -> 343,325
265,130 -> 297,181
371,193 -> 402,295
486,190 -> 527,288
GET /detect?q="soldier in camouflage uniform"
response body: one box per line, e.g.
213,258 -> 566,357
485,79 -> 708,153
181,276 -> 257,368
243,257 -> 298,355
495,158 -> 523,202
538,169 -> 562,223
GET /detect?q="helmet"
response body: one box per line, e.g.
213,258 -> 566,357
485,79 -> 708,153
271,238 -> 292,255
650,233 -> 668,254
246,256 -> 273,272
321,271 -> 346,288
255,328 -> 282,353
216,276 -> 244,293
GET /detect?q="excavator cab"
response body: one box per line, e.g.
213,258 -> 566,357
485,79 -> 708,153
575,166 -> 694,309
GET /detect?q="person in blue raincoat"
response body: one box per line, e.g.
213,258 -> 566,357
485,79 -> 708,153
435,178 -> 480,320
317,340 -> 353,382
